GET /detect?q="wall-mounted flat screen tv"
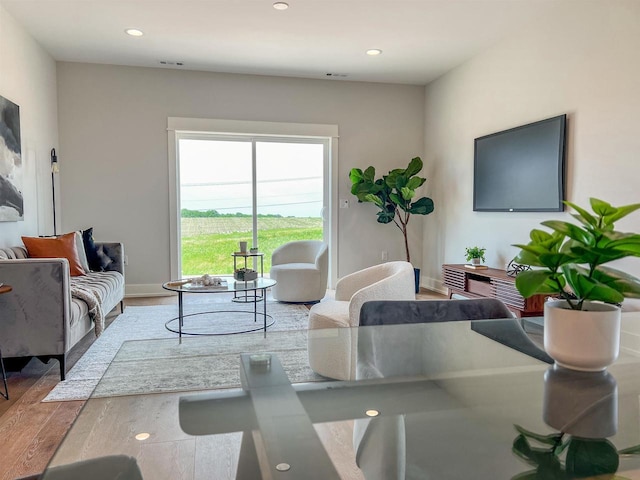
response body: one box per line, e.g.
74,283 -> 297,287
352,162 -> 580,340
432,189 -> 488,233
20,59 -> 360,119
473,114 -> 567,212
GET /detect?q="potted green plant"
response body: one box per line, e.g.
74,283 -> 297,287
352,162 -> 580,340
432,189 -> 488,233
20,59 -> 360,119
512,197 -> 640,371
465,246 -> 486,265
349,157 -> 434,292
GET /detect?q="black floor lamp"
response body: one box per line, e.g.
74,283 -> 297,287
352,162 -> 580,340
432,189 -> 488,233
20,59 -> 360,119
51,148 -> 58,236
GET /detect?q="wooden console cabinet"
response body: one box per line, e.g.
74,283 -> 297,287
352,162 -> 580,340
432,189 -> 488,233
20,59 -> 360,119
442,264 -> 545,317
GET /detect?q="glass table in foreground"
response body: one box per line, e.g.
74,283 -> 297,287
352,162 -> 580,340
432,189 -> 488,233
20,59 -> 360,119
41,313 -> 640,479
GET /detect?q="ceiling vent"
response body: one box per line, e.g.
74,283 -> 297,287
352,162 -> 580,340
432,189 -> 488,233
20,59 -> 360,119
325,73 -> 348,78
159,61 -> 184,66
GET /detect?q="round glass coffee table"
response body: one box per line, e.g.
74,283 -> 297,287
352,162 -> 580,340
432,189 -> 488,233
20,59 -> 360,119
162,277 -> 277,336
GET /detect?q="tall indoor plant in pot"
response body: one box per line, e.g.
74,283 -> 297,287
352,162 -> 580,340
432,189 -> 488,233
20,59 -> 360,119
513,198 -> 640,371
349,157 -> 435,292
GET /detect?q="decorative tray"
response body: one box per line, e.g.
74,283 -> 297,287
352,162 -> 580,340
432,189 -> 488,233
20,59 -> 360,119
184,280 -> 228,290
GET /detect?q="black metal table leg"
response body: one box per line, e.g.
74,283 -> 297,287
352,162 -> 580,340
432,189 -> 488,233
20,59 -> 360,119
0,348 -> 8,400
253,286 -> 258,324
263,287 -> 267,332
178,291 -> 184,338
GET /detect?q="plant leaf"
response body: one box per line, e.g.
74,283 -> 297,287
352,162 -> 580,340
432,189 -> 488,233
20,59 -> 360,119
593,266 -> 640,299
363,166 -> 376,183
363,193 -> 384,207
591,198 -> 618,217
400,186 -> 415,201
618,444 -> 640,455
408,197 -> 434,215
606,233 -> 640,256
530,229 -> 553,243
566,438 -> 619,477
389,192 -> 404,208
394,174 -> 407,191
538,253 -> 575,270
565,200 -> 598,227
376,205 -> 395,224
515,270 -> 562,297
563,266 -> 625,305
406,176 -> 423,190
348,168 -> 364,185
541,220 -> 593,245
385,169 -> 403,189
513,249 -> 544,267
604,202 -> 640,225
405,156 -> 423,177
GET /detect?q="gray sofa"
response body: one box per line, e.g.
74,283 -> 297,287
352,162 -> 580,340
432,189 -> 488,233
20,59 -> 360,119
0,242 -> 125,380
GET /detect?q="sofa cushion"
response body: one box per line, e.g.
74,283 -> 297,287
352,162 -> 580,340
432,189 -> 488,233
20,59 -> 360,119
74,231 -> 90,273
82,227 -> 105,271
71,271 -> 124,314
22,233 -> 86,276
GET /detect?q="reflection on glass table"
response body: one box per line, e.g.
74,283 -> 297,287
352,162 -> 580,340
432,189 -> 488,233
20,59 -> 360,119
41,313 -> 640,479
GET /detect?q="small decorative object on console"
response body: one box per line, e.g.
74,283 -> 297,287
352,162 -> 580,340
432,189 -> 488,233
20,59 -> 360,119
506,259 -> 531,277
250,247 -> 259,253
234,268 -> 257,281
465,246 -> 486,265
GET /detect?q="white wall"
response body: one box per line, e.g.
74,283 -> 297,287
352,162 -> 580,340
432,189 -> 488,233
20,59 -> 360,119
56,63 -> 425,294
422,0 -> 640,308
0,5 -> 58,245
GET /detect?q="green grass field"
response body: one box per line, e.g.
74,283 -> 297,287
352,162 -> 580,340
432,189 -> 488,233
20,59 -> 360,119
181,217 -> 322,275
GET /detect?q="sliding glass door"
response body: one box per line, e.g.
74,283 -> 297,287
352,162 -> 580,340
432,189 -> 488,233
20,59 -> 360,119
177,134 -> 327,277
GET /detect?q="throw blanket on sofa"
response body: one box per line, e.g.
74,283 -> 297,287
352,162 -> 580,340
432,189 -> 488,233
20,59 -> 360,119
70,284 -> 105,336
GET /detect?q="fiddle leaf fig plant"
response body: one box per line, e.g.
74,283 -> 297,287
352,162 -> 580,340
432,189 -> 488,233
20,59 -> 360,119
349,157 -> 434,263
512,198 -> 640,310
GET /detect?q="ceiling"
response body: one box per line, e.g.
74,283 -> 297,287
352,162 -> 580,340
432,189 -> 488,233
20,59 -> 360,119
1,0 -> 569,85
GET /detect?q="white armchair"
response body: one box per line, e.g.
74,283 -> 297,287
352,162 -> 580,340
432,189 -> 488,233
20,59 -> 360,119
307,261 -> 416,380
269,240 -> 329,303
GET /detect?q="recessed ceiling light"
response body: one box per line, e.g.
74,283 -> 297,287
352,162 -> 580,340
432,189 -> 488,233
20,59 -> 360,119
366,49 -> 383,56
273,2 -> 289,10
365,409 -> 380,417
135,432 -> 150,441
125,28 -> 144,37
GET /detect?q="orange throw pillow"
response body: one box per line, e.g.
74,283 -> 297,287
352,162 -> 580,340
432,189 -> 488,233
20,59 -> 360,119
22,232 -> 87,276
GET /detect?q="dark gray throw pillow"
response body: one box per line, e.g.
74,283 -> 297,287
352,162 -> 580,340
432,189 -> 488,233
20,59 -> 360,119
82,227 -> 109,271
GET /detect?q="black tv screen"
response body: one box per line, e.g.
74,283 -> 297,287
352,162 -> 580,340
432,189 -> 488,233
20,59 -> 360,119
473,114 -> 566,212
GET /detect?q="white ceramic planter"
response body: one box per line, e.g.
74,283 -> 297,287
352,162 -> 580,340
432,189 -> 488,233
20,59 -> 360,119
471,257 -> 481,265
544,300 -> 621,372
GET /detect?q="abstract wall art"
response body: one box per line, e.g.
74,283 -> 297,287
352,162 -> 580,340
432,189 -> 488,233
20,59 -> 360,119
0,94 -> 23,221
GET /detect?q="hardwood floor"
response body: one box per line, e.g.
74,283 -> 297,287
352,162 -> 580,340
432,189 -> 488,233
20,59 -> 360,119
0,297 -> 162,480
0,289 -> 445,480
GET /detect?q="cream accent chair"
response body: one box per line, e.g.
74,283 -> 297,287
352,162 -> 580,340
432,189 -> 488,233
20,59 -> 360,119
307,261 -> 416,380
270,241 -> 329,303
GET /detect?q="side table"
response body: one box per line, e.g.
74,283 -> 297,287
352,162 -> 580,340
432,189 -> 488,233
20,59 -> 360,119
0,284 -> 13,400
232,252 -> 265,303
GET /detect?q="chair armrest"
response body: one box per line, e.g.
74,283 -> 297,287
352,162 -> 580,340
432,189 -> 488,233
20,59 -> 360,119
348,282 -> 411,328
314,244 -> 328,268
271,243 -> 288,266
0,258 -> 71,357
335,265 -> 389,301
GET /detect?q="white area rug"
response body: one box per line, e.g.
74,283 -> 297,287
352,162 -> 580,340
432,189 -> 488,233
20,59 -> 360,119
44,296 -> 321,402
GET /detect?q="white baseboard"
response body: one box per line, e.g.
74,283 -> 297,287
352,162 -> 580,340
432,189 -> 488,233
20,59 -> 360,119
422,275 -> 447,295
125,284 -> 174,298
